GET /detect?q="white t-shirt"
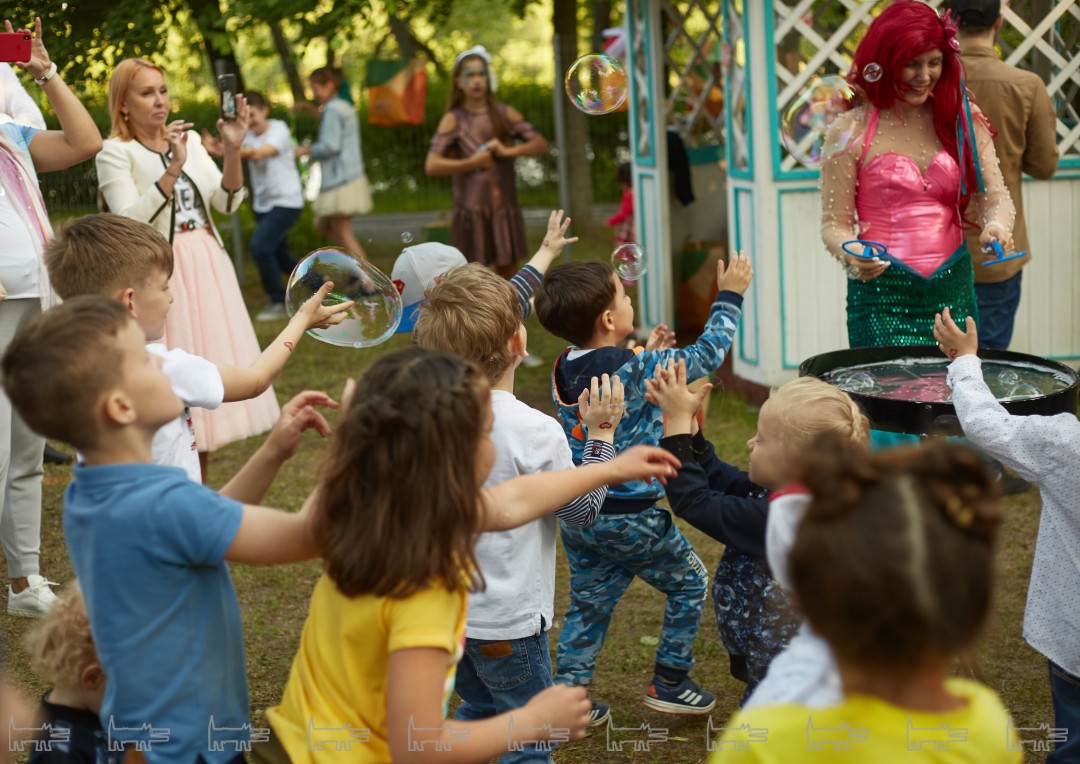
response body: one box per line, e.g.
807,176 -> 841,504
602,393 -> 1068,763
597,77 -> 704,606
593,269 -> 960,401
0,122 -> 41,299
243,120 -> 304,214
148,344 -> 225,482
469,390 -> 576,640
172,174 -> 209,232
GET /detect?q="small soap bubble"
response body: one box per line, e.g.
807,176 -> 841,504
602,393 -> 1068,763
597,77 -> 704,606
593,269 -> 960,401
285,247 -> 402,348
612,243 -> 646,281
565,54 -> 628,115
1007,382 -> 1042,400
780,75 -> 868,169
862,62 -> 883,83
998,369 -> 1019,387
400,232 -> 413,244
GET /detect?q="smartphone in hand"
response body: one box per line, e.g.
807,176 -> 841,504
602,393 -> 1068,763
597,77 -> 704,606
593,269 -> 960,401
218,73 -> 237,121
0,32 -> 32,64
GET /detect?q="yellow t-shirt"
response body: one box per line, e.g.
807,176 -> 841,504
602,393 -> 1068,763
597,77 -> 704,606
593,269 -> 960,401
710,678 -> 1021,763
266,574 -> 468,764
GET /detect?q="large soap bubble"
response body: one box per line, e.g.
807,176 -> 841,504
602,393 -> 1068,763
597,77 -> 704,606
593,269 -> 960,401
612,243 -> 646,281
565,54 -> 628,115
286,248 -> 402,348
780,75 -> 868,169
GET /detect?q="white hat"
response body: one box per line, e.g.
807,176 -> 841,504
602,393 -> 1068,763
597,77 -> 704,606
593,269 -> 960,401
391,242 -> 468,333
454,45 -> 498,93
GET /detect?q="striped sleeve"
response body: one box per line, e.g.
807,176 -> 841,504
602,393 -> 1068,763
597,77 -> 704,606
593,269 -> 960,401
510,264 -> 544,320
553,440 -> 614,526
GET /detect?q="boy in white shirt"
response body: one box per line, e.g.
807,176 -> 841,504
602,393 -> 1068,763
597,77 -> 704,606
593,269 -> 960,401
44,214 -> 348,487
935,306 -> 1080,764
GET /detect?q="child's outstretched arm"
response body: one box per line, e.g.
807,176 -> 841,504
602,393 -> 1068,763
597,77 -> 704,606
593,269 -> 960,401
217,282 -> 354,402
219,391 -> 337,503
553,374 -> 623,527
387,648 -> 591,763
224,487 -> 320,564
936,307 -> 1079,483
647,358 -> 768,555
481,445 -> 680,532
510,210 -> 578,320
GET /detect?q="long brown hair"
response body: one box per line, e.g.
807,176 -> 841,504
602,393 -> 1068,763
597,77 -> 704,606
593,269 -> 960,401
447,54 -> 509,143
790,438 -> 1001,674
315,347 -> 490,598
107,58 -> 166,141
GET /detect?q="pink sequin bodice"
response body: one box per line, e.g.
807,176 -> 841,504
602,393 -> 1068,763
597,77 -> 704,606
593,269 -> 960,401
856,114 -> 965,279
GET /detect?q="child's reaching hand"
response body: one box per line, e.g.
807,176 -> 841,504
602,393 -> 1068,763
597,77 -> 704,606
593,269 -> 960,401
934,307 -> 979,361
293,281 -> 357,331
717,250 -> 754,295
529,210 -> 579,274
263,390 -> 338,462
517,685 -> 592,744
578,374 -> 624,443
644,323 -> 677,352
645,358 -> 712,437
608,445 -> 681,486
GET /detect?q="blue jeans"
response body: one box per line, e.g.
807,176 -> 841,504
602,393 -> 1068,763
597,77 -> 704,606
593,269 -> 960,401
974,272 -> 1023,350
1048,660 -> 1080,763
250,207 -> 302,304
454,631 -> 555,764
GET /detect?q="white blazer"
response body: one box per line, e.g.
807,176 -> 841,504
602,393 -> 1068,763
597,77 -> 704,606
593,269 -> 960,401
96,131 -> 245,246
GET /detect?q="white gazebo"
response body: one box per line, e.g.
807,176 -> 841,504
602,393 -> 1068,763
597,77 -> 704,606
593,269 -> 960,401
624,0 -> 1080,393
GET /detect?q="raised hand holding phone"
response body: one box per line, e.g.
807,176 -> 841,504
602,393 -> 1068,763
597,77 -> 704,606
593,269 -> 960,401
3,18 -> 48,78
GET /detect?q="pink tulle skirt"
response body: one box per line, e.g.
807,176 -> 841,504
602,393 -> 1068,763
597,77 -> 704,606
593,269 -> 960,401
164,228 -> 280,452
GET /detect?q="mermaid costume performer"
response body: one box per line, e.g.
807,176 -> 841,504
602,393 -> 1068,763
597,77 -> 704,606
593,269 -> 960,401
846,108 -> 975,347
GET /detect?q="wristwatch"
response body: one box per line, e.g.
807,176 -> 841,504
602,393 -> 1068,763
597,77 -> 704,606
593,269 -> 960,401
35,62 -> 58,86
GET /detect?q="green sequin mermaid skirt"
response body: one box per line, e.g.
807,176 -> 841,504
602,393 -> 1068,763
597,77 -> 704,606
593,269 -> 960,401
847,247 -> 978,349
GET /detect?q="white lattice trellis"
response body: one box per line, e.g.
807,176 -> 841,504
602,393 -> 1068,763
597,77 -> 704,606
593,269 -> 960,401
772,0 -> 1080,175
660,0 -> 725,150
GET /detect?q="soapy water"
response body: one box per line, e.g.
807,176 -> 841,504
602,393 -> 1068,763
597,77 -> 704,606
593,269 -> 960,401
823,357 -> 1073,404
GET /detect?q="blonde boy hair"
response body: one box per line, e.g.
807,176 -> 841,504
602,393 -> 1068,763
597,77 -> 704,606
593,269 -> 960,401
414,263 -> 522,384
24,582 -> 98,688
46,214 -> 174,300
770,377 -> 870,453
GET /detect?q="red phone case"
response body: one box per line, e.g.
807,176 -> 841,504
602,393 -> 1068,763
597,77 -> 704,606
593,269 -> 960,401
0,32 -> 32,64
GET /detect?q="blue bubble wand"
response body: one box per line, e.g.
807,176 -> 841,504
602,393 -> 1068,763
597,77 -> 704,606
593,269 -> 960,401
980,240 -> 1027,267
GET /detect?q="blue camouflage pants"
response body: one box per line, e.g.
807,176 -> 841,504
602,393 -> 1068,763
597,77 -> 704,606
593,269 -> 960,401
555,506 -> 708,686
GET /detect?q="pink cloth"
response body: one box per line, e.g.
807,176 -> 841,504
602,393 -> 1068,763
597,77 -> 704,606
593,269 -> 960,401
164,228 -> 279,452
856,110 -> 965,279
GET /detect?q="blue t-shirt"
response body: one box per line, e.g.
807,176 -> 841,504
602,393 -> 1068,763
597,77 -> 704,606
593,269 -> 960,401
63,463 -> 246,764
0,121 -> 37,157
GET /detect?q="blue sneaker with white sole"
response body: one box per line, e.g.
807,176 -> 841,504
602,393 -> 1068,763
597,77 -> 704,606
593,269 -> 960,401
643,676 -> 715,714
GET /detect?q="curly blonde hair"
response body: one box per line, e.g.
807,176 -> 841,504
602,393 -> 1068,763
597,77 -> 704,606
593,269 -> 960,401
24,582 -> 99,688
769,377 -> 870,454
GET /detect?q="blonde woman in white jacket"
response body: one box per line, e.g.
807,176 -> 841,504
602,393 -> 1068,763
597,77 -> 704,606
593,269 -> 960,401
97,58 -> 279,477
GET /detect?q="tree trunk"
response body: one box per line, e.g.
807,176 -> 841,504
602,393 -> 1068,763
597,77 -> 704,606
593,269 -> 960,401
553,0 -> 595,235
270,21 -> 306,104
591,0 -> 612,54
387,13 -> 445,78
184,0 -> 245,91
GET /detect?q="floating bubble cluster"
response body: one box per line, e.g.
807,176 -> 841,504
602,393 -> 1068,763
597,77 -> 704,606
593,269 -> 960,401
565,54 -> 628,115
286,248 -> 402,348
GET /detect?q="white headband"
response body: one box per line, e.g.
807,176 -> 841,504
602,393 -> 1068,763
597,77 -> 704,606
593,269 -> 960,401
454,45 -> 497,93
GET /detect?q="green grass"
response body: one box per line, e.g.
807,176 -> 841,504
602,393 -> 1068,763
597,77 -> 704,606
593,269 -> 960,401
2,225 -> 1056,763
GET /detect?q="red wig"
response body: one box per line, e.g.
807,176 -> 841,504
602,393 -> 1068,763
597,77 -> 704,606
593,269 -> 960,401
851,1 -> 986,198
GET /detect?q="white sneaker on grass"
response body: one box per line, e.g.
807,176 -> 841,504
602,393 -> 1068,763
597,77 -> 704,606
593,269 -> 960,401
8,574 -> 59,617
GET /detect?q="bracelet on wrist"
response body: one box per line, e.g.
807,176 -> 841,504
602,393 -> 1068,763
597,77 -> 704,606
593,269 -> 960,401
34,62 -> 58,86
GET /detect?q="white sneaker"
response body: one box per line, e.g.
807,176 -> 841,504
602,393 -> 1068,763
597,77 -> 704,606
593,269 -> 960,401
8,574 -> 59,618
255,303 -> 288,321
